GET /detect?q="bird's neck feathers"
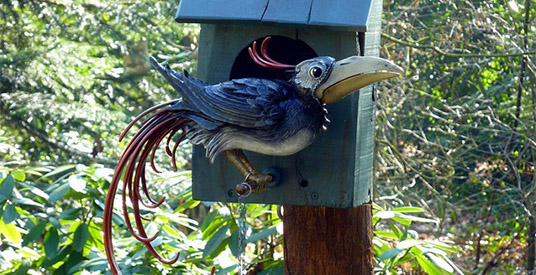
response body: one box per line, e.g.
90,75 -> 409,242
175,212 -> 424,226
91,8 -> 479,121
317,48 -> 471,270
292,82 -> 323,107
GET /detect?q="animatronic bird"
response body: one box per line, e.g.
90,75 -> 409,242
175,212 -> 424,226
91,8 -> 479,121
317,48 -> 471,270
103,37 -> 402,274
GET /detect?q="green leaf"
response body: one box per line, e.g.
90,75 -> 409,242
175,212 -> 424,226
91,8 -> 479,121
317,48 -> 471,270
202,217 -> 225,240
392,216 -> 412,226
44,228 -> 60,259
0,174 -> 15,201
427,253 -> 454,273
14,261 -> 31,275
0,218 -> 21,245
387,221 -> 403,239
41,165 -> 76,179
374,230 -> 398,239
49,217 -> 62,229
16,247 -> 40,260
65,250 -> 84,274
378,248 -> 403,260
3,204 -> 18,224
247,225 -> 277,243
392,207 -> 425,213
203,224 -> 229,258
12,197 -> 42,208
22,221 -> 47,247
415,254 -> 445,275
58,208 -> 81,220
397,240 -> 420,249
17,181 -> 49,199
11,170 -> 26,182
41,246 -> 71,268
72,223 -> 89,252
375,210 -> 396,219
397,213 -> 438,224
217,264 -> 238,275
229,229 -> 239,256
48,183 -> 70,203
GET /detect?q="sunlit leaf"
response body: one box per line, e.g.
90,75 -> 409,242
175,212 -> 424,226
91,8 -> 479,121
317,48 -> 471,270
0,218 -> 22,245
427,253 -> 454,273
374,230 -> 398,239
397,240 -> 420,249
11,170 -> 26,182
68,174 -> 86,193
16,247 -> 40,260
392,207 -> 425,213
415,254 -> 445,275
375,211 -> 396,219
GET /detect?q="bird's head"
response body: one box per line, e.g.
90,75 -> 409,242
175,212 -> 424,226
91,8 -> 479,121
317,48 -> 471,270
249,37 -> 403,104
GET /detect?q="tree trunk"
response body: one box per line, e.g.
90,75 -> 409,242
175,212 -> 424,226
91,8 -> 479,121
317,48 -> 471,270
528,216 -> 535,273
283,203 -> 373,275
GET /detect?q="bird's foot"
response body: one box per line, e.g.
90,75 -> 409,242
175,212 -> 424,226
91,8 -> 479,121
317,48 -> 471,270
248,173 -> 273,193
236,172 -> 273,197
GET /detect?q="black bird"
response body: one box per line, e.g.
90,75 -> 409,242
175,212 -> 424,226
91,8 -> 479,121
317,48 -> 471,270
103,37 -> 402,274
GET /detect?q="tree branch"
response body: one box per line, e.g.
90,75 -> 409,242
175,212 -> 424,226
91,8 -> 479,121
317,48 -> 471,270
0,107 -> 117,167
382,33 -> 536,58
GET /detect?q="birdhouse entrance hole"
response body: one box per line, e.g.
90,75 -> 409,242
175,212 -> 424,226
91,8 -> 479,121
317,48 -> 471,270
230,35 -> 317,80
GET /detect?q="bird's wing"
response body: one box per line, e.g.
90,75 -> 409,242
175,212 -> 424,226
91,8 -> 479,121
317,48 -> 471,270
184,77 -> 289,128
150,57 -> 289,129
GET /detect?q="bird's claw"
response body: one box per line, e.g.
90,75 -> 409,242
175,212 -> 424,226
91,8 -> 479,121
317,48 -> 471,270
235,172 -> 273,197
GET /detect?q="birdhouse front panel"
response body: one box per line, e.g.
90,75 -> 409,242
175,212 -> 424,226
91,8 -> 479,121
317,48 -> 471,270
176,0 -> 384,208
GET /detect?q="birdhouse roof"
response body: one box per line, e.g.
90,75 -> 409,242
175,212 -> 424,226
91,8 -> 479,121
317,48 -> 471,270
175,0 -> 378,32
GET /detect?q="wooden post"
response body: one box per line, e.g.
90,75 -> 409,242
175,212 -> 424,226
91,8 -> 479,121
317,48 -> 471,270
283,203 -> 373,274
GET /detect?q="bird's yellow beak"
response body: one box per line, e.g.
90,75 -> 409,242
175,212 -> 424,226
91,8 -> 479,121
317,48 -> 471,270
315,56 -> 403,104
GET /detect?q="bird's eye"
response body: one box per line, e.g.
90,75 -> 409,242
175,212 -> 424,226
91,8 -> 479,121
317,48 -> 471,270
309,66 -> 323,78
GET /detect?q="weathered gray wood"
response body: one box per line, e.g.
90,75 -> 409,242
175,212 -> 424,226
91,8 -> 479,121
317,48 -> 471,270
261,0 -> 312,26
175,0 -> 268,25
175,0 -> 370,31
309,0 -> 371,32
191,24 -> 376,208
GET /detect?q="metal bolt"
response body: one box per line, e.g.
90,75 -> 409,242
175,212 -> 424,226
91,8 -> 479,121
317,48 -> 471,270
311,192 -> 319,200
227,189 -> 235,197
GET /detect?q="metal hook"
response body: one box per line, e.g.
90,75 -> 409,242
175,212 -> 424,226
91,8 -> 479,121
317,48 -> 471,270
236,181 -> 254,198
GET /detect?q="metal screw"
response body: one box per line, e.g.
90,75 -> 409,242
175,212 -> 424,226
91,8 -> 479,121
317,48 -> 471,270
311,192 -> 319,200
227,189 -> 235,198
299,179 -> 309,187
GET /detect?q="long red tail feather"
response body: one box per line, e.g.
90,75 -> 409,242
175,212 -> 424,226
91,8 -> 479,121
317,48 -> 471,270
103,100 -> 189,274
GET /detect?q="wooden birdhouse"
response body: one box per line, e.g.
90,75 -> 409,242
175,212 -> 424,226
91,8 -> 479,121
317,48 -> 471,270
175,0 -> 383,208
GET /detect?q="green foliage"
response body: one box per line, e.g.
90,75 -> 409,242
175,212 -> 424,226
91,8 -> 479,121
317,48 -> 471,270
1,0 -> 532,274
380,0 -> 536,273
373,203 -> 461,274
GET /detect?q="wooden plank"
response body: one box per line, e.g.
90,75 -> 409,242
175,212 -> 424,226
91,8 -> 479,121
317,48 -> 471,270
261,0 -> 312,26
283,203 -> 373,274
193,24 -> 365,208
309,0 -> 371,32
175,0 -> 268,24
353,0 -> 383,205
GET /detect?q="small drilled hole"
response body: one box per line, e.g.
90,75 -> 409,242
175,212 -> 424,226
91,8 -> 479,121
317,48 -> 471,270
299,180 -> 309,187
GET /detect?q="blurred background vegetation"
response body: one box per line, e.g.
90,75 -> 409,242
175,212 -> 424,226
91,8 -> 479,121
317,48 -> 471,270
0,0 -> 534,274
